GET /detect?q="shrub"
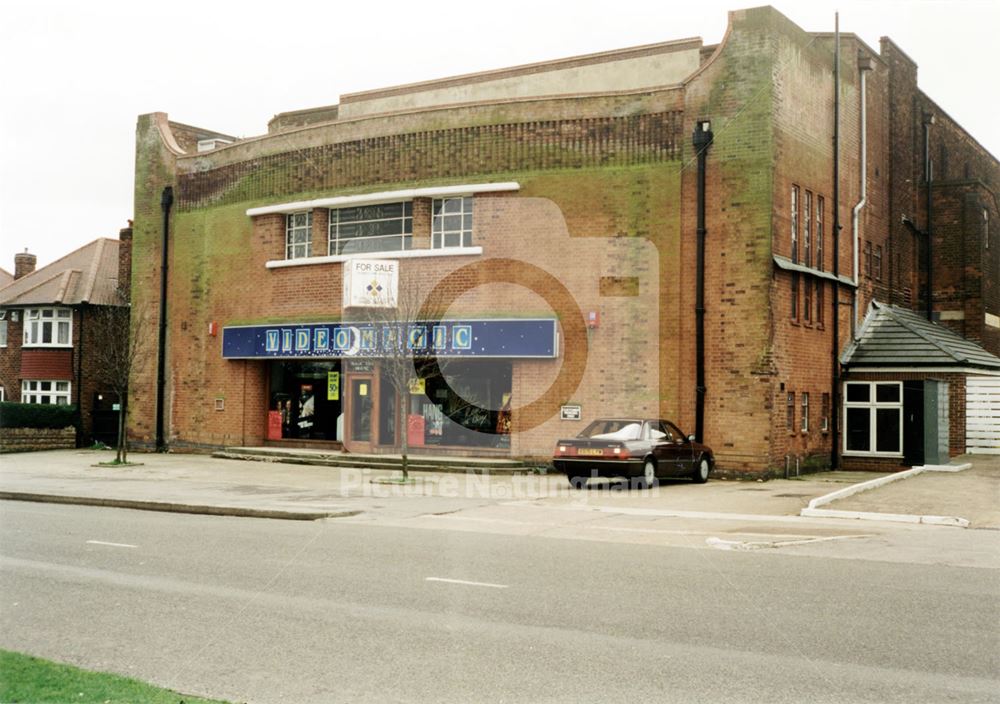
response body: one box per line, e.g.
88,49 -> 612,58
0,402 -> 79,429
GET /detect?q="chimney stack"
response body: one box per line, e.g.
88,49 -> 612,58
14,249 -> 36,280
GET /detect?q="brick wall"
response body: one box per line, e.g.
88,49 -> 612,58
0,426 -> 76,453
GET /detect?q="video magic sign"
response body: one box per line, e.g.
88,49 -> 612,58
222,319 -> 558,359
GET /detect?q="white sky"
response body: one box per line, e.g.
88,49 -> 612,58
1,0 -> 997,273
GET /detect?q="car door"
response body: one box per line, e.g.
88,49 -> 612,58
665,420 -> 695,474
649,420 -> 683,476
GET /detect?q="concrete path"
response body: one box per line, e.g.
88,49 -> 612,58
1,449 -> 996,529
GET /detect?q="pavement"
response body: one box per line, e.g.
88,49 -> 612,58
0,448 -> 997,529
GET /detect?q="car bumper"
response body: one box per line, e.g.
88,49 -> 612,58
552,458 -> 644,478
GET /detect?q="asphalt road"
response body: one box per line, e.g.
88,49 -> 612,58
1,501 -> 998,703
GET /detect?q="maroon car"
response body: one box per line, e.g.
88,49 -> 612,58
552,418 -> 714,488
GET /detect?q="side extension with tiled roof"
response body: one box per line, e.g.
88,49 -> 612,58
842,301 -> 1000,371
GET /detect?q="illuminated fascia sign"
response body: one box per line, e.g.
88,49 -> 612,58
343,259 -> 398,308
222,319 -> 557,359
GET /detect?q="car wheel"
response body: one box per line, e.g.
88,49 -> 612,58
636,459 -> 657,489
692,457 -> 710,484
568,475 -> 588,489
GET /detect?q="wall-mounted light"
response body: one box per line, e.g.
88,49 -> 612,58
587,311 -> 600,329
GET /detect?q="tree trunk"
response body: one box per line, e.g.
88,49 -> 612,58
121,398 -> 129,464
116,399 -> 125,464
399,387 -> 409,480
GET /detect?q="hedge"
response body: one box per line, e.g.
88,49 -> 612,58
0,402 -> 79,429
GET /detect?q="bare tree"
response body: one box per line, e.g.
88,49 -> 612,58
355,275 -> 426,481
87,297 -> 152,464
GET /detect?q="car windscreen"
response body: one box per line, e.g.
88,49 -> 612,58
577,420 -> 643,441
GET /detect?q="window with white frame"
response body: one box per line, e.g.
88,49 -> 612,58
844,381 -> 902,455
432,197 -> 473,248
803,190 -> 812,267
328,202 -> 412,255
0,310 -> 7,346
286,212 -> 313,259
0,386 -> 5,402
816,196 -> 825,271
23,307 -> 72,347
22,380 -> 72,405
801,392 -> 809,432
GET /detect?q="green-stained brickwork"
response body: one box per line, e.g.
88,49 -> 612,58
176,113 -> 683,209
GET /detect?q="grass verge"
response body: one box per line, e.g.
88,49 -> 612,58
0,650 -> 235,704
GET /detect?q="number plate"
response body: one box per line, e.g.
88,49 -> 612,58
577,448 -> 604,456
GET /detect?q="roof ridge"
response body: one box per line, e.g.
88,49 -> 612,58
81,238 -> 106,302
55,270 -> 78,303
0,269 -> 69,302
879,304 -> 969,364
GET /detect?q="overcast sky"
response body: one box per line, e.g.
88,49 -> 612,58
1,0 -> 997,273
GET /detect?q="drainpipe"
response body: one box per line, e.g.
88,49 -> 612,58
692,120 -> 714,444
831,14 -> 841,470
851,55 -> 873,338
155,186 -> 173,452
923,113 -> 935,320
76,304 -> 85,445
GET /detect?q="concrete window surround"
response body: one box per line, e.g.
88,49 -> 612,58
266,246 -> 484,270
247,182 -> 520,217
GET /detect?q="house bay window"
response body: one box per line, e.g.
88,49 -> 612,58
432,197 -> 473,248
844,382 -> 902,455
329,202 -> 412,255
23,307 -> 72,347
22,380 -> 72,405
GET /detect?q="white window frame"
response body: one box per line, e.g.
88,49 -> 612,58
843,381 -> 903,456
21,379 -> 72,405
23,307 -> 73,348
432,196 -> 474,249
790,185 -> 799,263
0,313 -> 7,347
801,392 -> 809,433
328,202 -> 412,256
286,211 -> 313,260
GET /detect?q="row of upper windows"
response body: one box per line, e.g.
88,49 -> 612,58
0,308 -> 73,348
284,197 -> 474,260
790,185 -> 825,271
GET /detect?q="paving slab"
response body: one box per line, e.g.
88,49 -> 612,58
828,454 -> 1000,529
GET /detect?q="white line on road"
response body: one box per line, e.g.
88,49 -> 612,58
425,577 -> 509,589
86,540 -> 138,549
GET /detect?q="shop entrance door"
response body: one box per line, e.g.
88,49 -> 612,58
350,377 -> 374,443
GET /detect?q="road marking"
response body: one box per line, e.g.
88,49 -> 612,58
425,577 -> 508,589
86,540 -> 138,549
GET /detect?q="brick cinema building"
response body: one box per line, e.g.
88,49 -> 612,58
127,6 -> 999,475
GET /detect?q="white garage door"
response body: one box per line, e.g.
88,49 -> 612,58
966,376 -> 1000,454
